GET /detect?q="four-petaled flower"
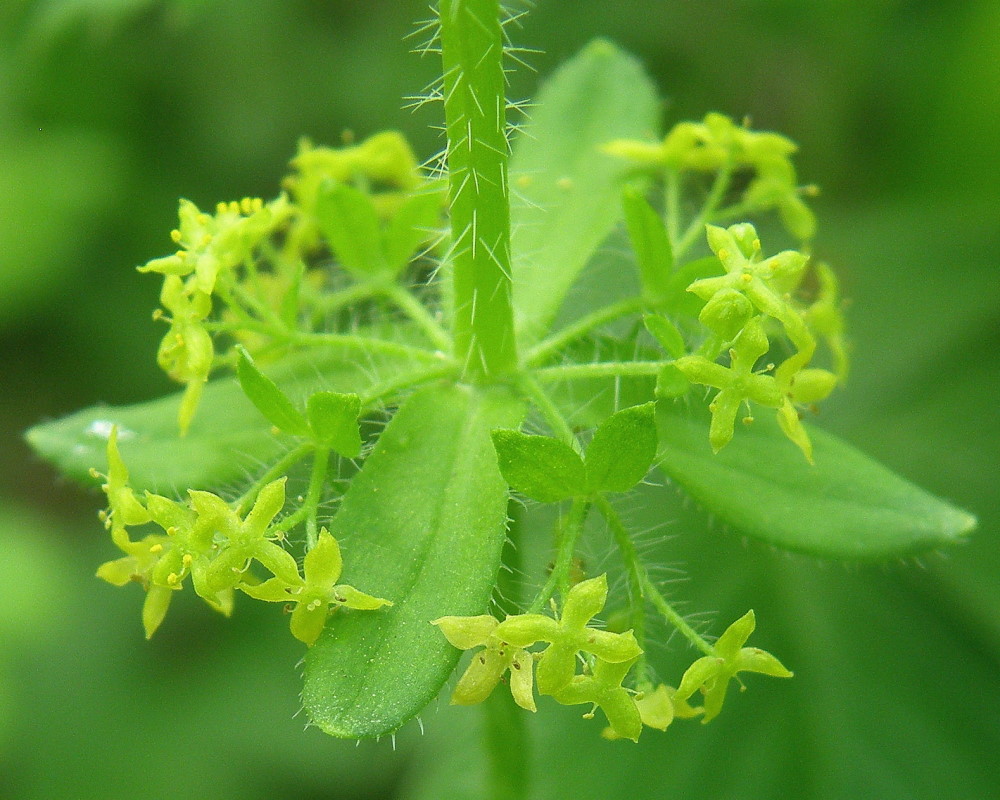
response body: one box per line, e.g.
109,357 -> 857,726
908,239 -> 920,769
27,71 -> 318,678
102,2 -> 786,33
139,196 -> 286,294
494,574 -> 642,695
674,610 -> 793,723
96,533 -> 174,639
675,317 -> 791,450
553,656 -> 643,742
804,261 -> 849,381
689,224 -> 814,376
242,528 -> 391,645
432,615 -> 536,711
93,427 -> 176,638
194,478 -> 302,596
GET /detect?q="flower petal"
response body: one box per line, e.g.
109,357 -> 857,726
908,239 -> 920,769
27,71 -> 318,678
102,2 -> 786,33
432,615 -> 498,650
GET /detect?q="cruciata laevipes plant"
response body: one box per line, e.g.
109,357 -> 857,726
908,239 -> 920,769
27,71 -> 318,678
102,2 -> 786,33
28,0 -> 975,748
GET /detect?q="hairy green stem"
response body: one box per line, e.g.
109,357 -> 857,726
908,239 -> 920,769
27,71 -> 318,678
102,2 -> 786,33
310,281 -> 383,315
279,445 -> 331,548
285,331 -> 441,362
358,362 -> 458,407
381,283 -> 452,351
533,360 -> 666,381
675,166 -> 732,258
235,442 -> 313,515
528,497 -> 590,613
595,495 -> 648,680
523,297 -> 645,367
516,373 -> 578,449
644,577 -> 715,657
303,446 -> 330,549
440,0 -> 517,380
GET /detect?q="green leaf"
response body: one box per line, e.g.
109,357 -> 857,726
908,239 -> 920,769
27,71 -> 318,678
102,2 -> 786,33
235,347 -> 310,437
303,384 -> 524,738
656,402 -> 977,559
491,430 -> 586,503
306,392 -> 362,457
585,402 -> 657,494
510,39 -> 659,343
26,344 -> 428,493
315,180 -> 386,276
382,189 -> 443,275
644,314 -> 686,358
622,187 -> 673,303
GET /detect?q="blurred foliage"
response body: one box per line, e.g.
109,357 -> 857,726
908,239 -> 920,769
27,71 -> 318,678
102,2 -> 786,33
1,0 -> 997,798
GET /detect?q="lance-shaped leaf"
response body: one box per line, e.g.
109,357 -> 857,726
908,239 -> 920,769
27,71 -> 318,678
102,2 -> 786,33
644,314 -> 686,359
622,187 -> 673,304
235,346 -> 310,437
26,341 -> 431,493
303,384 -> 524,738
510,39 -> 659,343
656,401 -> 976,559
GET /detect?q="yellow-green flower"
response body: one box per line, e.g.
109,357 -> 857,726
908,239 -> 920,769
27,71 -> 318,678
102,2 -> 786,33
155,275 -> 214,434
193,478 -> 300,596
675,317 -> 785,452
804,261 -> 850,380
139,196 -> 287,294
242,528 -> 391,645
95,543 -> 177,640
552,656 -> 642,742
603,114 -> 816,241
674,610 -> 792,723
141,492 -> 234,616
433,614 -> 536,711
690,224 -> 811,347
494,574 -> 642,695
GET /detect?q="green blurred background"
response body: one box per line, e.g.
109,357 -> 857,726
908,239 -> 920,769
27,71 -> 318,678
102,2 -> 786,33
1,1 -> 997,798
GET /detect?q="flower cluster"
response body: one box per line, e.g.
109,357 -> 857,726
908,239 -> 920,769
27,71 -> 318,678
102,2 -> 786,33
604,112 -> 816,241
673,222 -> 843,462
434,574 -> 790,741
139,195 -> 292,433
93,427 -> 389,642
136,132 -> 444,434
